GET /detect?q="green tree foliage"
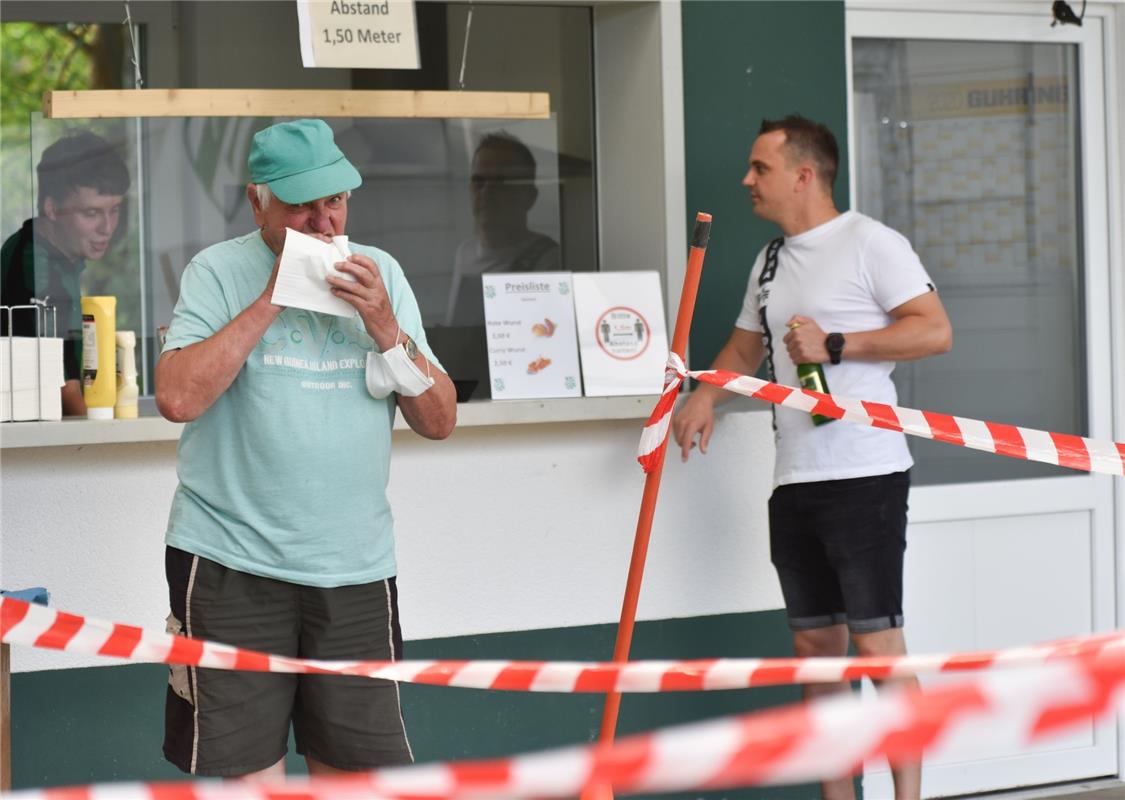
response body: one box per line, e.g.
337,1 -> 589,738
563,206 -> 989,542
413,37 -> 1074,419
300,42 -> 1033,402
2,23 -> 101,120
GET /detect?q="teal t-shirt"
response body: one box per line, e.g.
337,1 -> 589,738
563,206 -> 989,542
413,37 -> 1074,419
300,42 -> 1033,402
162,230 -> 441,588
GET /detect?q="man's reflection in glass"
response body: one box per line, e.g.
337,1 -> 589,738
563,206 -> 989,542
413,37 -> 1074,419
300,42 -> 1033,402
445,132 -> 560,327
1,131 -> 130,416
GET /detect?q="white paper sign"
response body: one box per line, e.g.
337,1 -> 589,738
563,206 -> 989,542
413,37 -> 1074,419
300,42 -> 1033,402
572,272 -> 668,396
271,228 -> 357,318
482,273 -> 581,400
297,0 -> 420,69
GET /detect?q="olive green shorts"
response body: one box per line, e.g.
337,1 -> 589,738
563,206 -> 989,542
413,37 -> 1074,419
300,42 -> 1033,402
163,547 -> 413,776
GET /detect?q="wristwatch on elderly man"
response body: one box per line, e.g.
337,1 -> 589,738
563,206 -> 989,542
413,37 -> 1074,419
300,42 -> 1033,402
403,335 -> 418,361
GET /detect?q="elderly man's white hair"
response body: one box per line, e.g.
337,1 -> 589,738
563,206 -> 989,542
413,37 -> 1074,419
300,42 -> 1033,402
253,184 -> 351,210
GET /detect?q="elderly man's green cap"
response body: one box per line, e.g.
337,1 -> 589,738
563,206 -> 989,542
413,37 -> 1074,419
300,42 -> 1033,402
248,119 -> 362,204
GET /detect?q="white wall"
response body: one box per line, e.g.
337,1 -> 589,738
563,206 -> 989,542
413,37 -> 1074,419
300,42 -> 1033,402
1,403 -> 780,673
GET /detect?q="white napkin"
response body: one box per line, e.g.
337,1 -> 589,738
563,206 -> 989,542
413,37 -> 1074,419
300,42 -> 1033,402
0,337 -> 64,421
270,228 -> 357,317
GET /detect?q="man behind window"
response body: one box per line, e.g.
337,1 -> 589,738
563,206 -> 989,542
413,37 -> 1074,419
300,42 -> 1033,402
673,115 -> 952,800
1,131 -> 130,416
445,131 -> 560,327
156,118 -> 456,779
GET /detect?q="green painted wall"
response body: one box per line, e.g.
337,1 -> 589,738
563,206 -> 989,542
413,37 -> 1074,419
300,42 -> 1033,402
11,610 -> 842,799
683,0 -> 851,369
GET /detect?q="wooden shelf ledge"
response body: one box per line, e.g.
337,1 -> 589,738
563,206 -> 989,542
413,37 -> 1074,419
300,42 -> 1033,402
43,89 -> 550,119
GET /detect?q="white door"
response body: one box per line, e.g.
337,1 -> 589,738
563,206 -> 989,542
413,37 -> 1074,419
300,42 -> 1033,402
847,6 -> 1118,797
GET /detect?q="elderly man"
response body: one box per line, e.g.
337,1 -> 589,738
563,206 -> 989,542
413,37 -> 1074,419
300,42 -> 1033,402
673,115 -> 951,800
156,118 -> 455,778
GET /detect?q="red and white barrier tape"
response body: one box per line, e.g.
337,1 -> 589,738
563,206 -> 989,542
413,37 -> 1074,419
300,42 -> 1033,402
7,647 -> 1125,799
639,354 -> 1125,475
6,596 -> 1125,692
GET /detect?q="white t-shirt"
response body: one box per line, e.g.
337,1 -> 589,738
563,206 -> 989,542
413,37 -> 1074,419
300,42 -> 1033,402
735,210 -> 935,486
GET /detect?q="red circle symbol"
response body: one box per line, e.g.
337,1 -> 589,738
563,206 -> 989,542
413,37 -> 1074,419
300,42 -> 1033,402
594,306 -> 651,361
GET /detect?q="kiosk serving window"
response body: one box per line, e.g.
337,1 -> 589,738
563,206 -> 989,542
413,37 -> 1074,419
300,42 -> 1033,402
1,2 -> 598,404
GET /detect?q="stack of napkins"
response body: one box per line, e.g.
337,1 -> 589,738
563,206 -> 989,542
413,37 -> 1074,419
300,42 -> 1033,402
270,228 -> 358,317
0,337 -> 64,421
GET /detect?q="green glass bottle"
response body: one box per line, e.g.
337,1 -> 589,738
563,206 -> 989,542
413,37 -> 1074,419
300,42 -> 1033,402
796,362 -> 834,426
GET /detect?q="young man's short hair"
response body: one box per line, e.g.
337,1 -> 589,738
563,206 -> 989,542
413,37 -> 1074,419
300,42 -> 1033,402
37,131 -> 130,213
759,115 -> 839,192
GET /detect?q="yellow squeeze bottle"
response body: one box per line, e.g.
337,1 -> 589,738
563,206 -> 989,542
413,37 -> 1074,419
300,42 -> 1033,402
114,330 -> 139,419
81,295 -> 117,420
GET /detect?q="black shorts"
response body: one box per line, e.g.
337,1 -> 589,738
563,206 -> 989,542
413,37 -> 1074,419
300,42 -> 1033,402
769,471 -> 910,634
163,547 -> 413,776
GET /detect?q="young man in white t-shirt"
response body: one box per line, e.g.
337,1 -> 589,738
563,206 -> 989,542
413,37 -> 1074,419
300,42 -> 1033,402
673,115 -> 952,800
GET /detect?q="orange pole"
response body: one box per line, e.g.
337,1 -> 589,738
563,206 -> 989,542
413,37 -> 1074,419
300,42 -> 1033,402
582,212 -> 712,800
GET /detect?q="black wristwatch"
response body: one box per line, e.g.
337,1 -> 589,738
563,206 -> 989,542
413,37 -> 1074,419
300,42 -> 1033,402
825,332 -> 845,365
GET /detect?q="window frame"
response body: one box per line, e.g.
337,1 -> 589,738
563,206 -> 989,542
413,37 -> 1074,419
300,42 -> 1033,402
0,0 -> 688,447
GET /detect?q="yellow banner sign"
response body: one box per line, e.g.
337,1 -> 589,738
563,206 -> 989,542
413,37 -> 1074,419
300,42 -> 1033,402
910,77 -> 1069,120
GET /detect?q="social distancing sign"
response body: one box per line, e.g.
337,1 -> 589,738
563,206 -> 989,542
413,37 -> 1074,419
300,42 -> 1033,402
297,0 -> 420,69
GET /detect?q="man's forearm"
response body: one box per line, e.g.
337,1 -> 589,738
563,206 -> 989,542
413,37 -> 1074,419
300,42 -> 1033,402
842,314 -> 952,362
693,332 -> 766,408
369,328 -> 457,439
397,370 -> 456,439
689,371 -> 736,409
156,297 -> 281,422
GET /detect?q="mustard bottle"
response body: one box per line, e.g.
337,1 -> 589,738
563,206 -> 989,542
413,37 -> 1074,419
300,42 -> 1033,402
80,296 -> 116,420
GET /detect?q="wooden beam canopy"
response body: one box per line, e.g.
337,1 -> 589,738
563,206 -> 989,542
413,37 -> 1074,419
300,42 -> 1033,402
43,89 -> 550,120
